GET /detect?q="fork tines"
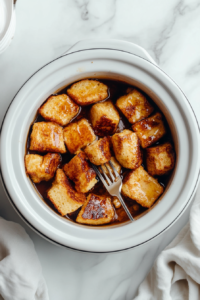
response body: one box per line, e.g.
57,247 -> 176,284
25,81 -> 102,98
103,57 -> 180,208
93,161 -> 120,186
92,160 -> 134,222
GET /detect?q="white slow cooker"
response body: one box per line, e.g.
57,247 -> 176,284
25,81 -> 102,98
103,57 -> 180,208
1,39 -> 200,253
0,0 -> 16,54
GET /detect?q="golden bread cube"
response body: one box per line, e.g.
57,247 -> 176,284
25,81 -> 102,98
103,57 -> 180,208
146,142 -> 175,176
121,166 -> 164,208
67,79 -> 108,106
29,122 -> 66,153
90,100 -> 120,136
47,169 -> 86,216
38,94 -> 79,126
84,137 -> 111,165
63,118 -> 96,154
76,193 -> 114,225
100,156 -> 121,176
116,88 -> 154,124
111,129 -> 142,169
63,151 -> 97,193
25,153 -> 61,183
132,112 -> 166,148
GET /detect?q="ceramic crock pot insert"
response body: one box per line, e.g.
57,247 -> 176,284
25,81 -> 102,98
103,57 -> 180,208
1,49 -> 200,253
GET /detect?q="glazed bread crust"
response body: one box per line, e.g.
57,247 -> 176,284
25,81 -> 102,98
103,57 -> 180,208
84,137 -> 111,166
38,94 -> 79,126
47,169 -> 86,216
29,122 -> 66,153
76,193 -> 114,225
132,112 -> 166,148
67,79 -> 108,106
116,88 -> 154,124
63,151 -> 97,193
90,100 -> 120,136
111,129 -> 142,169
146,143 -> 175,176
122,166 -> 164,208
63,118 -> 96,154
25,153 -> 61,183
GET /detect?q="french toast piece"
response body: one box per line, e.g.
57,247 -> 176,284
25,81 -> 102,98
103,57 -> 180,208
116,88 -> 154,124
25,153 -> 61,183
38,94 -> 79,126
84,137 -> 111,165
111,129 -> 142,169
47,169 -> 86,216
67,79 -> 108,106
100,156 -> 121,176
29,122 -> 66,153
63,118 -> 96,154
122,166 -> 164,208
76,193 -> 114,225
63,151 -> 97,193
90,100 -> 120,136
146,143 -> 175,176
132,112 -> 166,148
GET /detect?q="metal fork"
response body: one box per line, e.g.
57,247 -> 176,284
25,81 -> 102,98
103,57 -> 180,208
92,161 -> 134,222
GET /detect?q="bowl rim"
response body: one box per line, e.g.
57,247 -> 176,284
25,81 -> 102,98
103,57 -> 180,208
0,0 -> 14,42
1,48 -> 200,253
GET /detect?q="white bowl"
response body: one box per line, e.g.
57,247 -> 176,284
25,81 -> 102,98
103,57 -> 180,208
0,0 -> 16,54
1,39 -> 200,253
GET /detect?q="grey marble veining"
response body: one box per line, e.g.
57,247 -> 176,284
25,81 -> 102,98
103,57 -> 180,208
0,0 -> 200,299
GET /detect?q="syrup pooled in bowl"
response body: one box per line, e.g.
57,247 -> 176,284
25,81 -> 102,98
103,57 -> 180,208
25,79 -> 175,227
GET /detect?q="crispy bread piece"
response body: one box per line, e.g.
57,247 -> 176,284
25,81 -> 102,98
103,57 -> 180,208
76,193 -> 114,225
63,151 -> 97,193
132,112 -> 166,148
25,153 -> 61,183
67,79 -> 108,106
63,118 -> 96,154
122,166 -> 164,208
47,169 -> 86,216
84,137 -> 111,165
29,122 -> 66,153
38,94 -> 79,126
90,100 -> 120,136
146,143 -> 175,176
100,156 -> 122,176
116,88 -> 154,124
111,129 -> 142,169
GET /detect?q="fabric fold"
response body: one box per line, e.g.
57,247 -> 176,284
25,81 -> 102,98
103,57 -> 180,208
0,218 -> 49,300
135,189 -> 200,300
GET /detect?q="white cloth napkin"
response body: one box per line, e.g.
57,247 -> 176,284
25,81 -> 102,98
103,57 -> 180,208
134,188 -> 200,300
0,217 -> 49,300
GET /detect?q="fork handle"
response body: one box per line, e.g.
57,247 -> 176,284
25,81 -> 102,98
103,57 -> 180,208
117,193 -> 134,222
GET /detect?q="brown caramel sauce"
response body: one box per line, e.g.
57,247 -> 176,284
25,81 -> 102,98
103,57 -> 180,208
26,79 -> 174,227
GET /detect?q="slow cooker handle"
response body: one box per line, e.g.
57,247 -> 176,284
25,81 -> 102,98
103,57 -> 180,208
62,39 -> 157,65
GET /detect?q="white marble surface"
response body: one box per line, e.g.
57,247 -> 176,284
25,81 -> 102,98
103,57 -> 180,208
0,0 -> 200,299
